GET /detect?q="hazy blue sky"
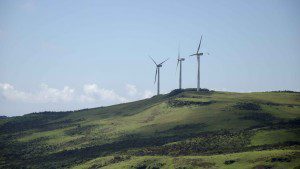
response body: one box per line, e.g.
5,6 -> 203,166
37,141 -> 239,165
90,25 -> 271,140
0,0 -> 299,116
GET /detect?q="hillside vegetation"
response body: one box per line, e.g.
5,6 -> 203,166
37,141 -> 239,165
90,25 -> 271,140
0,89 -> 299,168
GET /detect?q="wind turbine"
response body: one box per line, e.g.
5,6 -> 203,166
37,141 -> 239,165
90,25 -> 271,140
176,45 -> 185,90
190,35 -> 209,91
149,56 -> 169,95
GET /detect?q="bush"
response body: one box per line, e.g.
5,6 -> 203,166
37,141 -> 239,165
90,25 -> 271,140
234,102 -> 261,111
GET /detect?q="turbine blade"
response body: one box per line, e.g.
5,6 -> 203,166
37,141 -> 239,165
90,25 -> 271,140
149,56 -> 157,65
159,58 -> 169,65
154,68 -> 158,84
190,54 -> 196,57
197,35 -> 202,54
176,60 -> 179,71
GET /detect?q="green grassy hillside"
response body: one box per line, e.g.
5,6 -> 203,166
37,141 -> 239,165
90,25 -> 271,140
0,89 -> 299,168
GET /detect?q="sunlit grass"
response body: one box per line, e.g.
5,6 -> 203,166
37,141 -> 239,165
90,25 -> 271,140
251,129 -> 300,146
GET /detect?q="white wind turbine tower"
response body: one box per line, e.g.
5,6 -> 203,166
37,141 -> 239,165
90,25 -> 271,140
190,35 -> 209,91
149,56 -> 169,95
176,46 -> 185,90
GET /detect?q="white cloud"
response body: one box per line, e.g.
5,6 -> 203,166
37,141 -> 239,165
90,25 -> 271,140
0,83 -> 74,103
0,83 -> 129,104
125,84 -> 154,99
0,82 -> 154,115
0,83 -> 154,103
79,94 -> 95,103
82,84 -> 128,103
125,84 -> 138,96
39,84 -> 74,102
142,90 -> 154,99
0,83 -> 29,101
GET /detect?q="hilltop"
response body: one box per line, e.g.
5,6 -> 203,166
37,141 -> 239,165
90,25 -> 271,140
0,89 -> 299,168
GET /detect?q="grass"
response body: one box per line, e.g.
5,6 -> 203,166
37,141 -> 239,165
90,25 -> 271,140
72,149 -> 300,169
251,129 -> 300,146
0,90 -> 299,168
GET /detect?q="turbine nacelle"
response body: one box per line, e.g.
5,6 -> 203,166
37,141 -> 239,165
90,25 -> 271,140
176,45 -> 185,70
176,44 -> 185,90
177,44 -> 185,62
149,56 -> 169,87
190,53 -> 203,57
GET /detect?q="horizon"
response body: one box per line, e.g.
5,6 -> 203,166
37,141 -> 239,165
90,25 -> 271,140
2,88 -> 299,117
1,0 -> 300,116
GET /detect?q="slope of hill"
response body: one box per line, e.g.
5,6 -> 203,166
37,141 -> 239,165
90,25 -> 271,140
0,89 -> 299,168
